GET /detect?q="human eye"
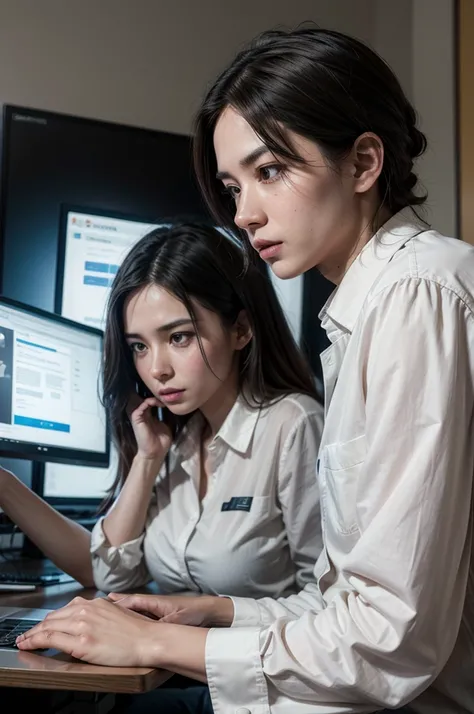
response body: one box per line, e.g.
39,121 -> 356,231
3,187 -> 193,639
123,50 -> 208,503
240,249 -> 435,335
258,164 -> 284,183
170,332 -> 195,347
129,341 -> 147,355
222,184 -> 241,201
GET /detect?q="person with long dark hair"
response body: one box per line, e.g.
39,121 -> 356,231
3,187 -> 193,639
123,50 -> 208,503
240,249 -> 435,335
18,27 -> 474,714
0,222 -> 323,603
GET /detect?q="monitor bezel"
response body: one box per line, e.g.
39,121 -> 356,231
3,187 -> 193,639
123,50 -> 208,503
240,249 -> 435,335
0,295 -> 110,468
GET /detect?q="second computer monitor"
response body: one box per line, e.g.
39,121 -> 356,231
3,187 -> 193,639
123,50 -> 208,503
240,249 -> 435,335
0,297 -> 108,467
56,206 -> 164,330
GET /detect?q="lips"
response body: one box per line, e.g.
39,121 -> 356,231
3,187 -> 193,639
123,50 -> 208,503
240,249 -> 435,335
253,239 -> 283,261
158,389 -> 185,404
253,238 -> 281,252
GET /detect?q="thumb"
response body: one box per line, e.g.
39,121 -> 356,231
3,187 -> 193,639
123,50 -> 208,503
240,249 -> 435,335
106,592 -> 128,603
110,593 -> 165,617
160,611 -> 188,625
107,593 -> 147,610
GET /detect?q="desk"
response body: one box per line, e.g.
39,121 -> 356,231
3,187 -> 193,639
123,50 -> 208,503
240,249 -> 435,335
0,580 -> 172,712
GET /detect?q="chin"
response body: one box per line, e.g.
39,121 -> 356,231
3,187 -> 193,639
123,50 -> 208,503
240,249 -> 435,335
269,258 -> 304,280
165,401 -> 195,416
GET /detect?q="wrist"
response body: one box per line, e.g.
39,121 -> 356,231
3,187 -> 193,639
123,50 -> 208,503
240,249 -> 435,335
145,621 -> 208,675
132,453 -> 163,477
205,595 -> 234,627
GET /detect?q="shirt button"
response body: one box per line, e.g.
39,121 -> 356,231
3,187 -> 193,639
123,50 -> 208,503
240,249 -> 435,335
235,709 -> 251,714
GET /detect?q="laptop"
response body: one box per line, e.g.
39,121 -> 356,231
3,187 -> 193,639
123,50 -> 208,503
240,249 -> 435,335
0,606 -> 51,649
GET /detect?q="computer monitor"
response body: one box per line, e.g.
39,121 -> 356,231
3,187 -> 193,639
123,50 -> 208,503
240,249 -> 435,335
0,296 -> 108,468
56,205 -> 164,329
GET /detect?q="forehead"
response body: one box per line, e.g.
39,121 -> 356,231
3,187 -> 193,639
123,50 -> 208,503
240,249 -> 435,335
124,285 -> 187,326
213,106 -> 262,170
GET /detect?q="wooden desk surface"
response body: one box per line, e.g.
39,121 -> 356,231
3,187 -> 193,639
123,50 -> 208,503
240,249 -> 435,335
0,580 -> 172,692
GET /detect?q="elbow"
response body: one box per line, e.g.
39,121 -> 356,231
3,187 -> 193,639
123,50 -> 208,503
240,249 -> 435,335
91,568 -> 147,594
78,576 -> 96,589
369,647 -> 442,709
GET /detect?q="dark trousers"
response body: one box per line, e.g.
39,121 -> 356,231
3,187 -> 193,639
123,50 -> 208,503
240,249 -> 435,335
118,675 -> 213,714
119,677 -> 413,714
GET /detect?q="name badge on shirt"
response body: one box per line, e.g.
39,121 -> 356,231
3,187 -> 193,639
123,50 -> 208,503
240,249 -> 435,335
221,496 -> 253,512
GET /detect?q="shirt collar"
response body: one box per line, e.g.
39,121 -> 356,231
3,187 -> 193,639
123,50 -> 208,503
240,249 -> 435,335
176,392 -> 261,458
319,207 -> 428,339
215,393 -> 261,454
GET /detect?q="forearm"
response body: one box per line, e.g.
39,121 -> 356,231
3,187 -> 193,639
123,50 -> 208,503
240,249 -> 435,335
0,468 -> 94,586
102,454 -> 162,545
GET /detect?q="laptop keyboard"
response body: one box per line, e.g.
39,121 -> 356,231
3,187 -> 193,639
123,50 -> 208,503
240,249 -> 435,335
0,571 -> 62,586
0,618 -> 40,647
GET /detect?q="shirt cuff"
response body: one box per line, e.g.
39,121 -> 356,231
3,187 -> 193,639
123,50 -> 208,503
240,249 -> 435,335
228,596 -> 265,627
90,517 -> 145,570
206,627 -> 270,714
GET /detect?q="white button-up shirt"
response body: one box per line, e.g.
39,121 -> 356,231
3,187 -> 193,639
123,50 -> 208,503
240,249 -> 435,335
206,208 -> 474,713
91,393 -> 324,598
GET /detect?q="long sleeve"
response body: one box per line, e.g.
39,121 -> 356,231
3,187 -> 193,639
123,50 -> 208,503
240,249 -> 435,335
90,515 -> 152,593
206,278 -> 474,713
277,409 -> 323,587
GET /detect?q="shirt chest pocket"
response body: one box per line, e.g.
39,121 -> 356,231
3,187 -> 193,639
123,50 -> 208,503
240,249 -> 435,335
321,435 -> 366,536
218,495 -> 272,541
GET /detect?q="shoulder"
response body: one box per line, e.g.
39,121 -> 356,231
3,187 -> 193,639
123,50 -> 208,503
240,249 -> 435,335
370,230 -> 474,316
259,393 -> 324,436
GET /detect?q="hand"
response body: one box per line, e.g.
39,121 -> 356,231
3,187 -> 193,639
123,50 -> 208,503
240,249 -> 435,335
108,592 -> 234,627
15,596 -> 165,667
129,397 -> 172,461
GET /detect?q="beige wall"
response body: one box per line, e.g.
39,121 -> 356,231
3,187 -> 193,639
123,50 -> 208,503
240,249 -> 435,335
0,0 -> 457,234
0,0 -> 374,135
411,0 -> 456,236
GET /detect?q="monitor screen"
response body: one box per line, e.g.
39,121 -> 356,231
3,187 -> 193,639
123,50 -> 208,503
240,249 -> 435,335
0,104 -> 205,313
0,297 -> 108,467
57,206 -> 163,329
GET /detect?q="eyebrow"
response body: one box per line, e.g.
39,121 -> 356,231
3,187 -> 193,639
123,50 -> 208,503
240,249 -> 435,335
216,145 -> 271,181
125,318 -> 195,339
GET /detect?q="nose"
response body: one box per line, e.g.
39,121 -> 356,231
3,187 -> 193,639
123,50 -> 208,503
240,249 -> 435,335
234,186 -> 267,235
149,348 -> 173,383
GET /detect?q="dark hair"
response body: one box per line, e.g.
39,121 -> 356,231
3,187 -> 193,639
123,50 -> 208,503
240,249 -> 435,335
101,222 -> 319,508
193,26 -> 427,239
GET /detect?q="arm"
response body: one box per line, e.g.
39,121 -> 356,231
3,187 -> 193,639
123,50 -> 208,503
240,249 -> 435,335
91,397 -> 170,592
0,467 -> 94,587
277,408 -> 324,587
101,453 -> 162,545
205,280 -> 474,711
90,458 -> 160,593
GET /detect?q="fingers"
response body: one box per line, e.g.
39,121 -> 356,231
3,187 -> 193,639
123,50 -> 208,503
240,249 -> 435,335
109,593 -> 154,612
105,592 -> 124,602
160,612 -> 188,624
16,614 -> 83,647
16,630 -> 79,655
132,397 -> 161,419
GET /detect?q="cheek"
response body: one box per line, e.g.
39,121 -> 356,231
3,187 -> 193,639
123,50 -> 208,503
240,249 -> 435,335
133,355 -> 152,386
181,340 -> 234,382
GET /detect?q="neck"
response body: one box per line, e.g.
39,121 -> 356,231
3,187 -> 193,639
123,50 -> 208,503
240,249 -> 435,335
321,202 -> 393,286
199,369 -> 240,437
